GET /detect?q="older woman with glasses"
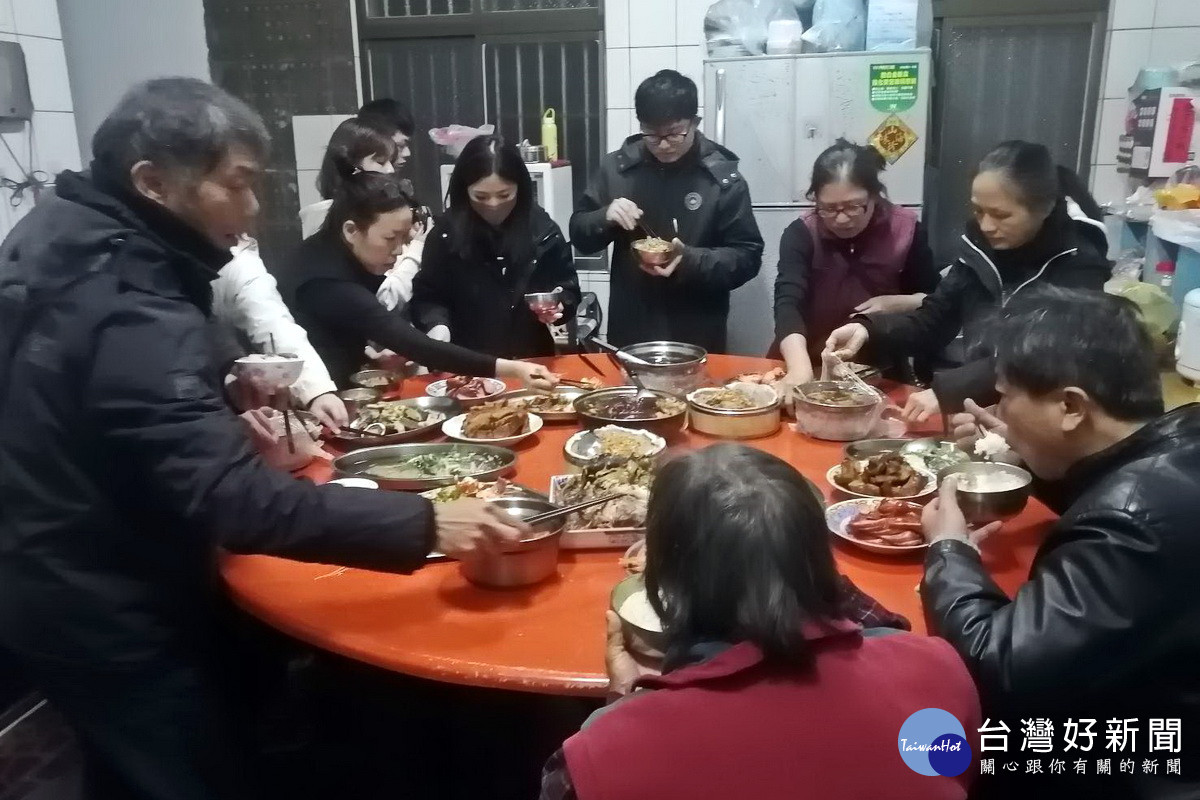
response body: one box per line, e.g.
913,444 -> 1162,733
773,139 -> 938,394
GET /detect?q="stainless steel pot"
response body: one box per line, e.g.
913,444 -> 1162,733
617,341 -> 708,395
792,381 -> 885,442
458,497 -> 564,588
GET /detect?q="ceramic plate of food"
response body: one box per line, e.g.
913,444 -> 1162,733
442,403 -> 543,445
426,376 -> 507,406
827,452 -> 937,500
826,498 -> 928,555
565,426 -> 666,464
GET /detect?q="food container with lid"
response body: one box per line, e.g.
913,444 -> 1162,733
457,497 -> 563,589
686,382 -> 781,439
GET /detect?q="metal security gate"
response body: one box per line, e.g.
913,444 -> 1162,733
357,0 -> 602,212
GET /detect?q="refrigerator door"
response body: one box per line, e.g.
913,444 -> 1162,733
726,206 -> 802,357
794,50 -> 931,206
705,58 -> 799,205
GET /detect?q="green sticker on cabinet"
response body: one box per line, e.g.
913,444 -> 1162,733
869,63 -> 919,113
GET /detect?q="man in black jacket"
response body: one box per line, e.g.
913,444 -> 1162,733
0,78 -> 522,800
922,287 -> 1199,799
570,70 -> 763,352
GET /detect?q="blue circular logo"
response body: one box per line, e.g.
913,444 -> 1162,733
898,708 -> 972,777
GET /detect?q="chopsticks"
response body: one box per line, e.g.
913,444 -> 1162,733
522,493 -> 623,526
557,378 -> 596,389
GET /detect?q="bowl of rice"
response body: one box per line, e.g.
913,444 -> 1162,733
940,462 -> 1033,526
611,574 -> 666,659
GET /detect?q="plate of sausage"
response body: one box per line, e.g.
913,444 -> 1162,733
826,498 -> 928,555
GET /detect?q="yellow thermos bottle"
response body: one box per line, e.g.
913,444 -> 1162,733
541,108 -> 559,162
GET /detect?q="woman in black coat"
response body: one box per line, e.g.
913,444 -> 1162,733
277,169 -> 556,390
411,135 -> 580,359
827,141 -> 1111,421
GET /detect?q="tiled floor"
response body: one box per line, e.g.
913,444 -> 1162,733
0,700 -> 82,800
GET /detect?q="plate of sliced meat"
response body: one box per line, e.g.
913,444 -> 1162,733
826,498 -> 928,555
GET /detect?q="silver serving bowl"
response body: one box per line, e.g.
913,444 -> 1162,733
338,387 -> 381,417
332,396 -> 462,450
793,381 -> 884,442
574,386 -> 687,436
617,341 -> 707,395
350,369 -> 398,390
457,497 -> 564,589
941,462 -> 1033,526
496,386 -> 589,422
843,438 -> 910,460
610,573 -> 666,658
331,442 -> 517,492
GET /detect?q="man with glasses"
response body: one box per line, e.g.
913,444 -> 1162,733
571,70 -> 763,352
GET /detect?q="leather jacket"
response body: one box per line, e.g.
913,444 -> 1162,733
922,405 -> 1200,799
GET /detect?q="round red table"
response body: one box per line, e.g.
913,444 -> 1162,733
221,354 -> 1053,697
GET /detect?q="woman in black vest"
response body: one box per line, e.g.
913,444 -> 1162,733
278,169 -> 557,390
411,135 -> 579,358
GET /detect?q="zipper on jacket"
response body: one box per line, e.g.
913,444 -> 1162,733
960,234 -> 1079,306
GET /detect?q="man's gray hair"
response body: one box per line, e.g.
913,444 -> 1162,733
92,77 -> 270,185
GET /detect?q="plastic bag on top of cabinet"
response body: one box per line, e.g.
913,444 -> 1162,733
704,0 -> 811,57
864,0 -> 932,51
803,0 -> 866,52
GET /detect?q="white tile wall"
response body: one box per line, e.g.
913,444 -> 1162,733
606,108 -> 633,149
1155,0 -> 1200,29
1110,0 -> 1156,30
20,36 -> 72,112
629,0 -> 676,48
605,0 -> 629,48
1094,97 -> 1128,166
11,0 -> 59,39
30,111 -> 81,173
1091,163 -> 1134,206
1103,29 -> 1153,98
0,0 -> 78,241
676,0 -> 707,46
676,43 -> 704,87
606,47 -> 631,110
0,0 -> 14,34
628,47 -> 678,98
296,169 -> 322,211
1148,26 -> 1200,68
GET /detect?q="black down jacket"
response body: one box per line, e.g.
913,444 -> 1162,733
0,169 -> 436,670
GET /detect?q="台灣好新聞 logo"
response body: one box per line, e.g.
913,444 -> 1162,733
898,708 -> 973,777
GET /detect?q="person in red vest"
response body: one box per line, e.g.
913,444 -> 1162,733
540,444 -> 981,800
773,139 -> 939,398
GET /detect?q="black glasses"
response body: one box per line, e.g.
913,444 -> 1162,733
815,200 -> 871,220
641,127 -> 692,146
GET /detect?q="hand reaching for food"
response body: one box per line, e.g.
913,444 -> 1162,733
498,360 -> 559,391
433,498 -> 527,559
605,198 -> 644,231
901,388 -> 940,425
307,392 -> 349,432
824,323 -> 869,362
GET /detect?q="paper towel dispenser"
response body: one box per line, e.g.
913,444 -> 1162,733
0,41 -> 32,122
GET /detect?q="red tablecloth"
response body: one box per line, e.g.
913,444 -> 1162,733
222,354 -> 1052,696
